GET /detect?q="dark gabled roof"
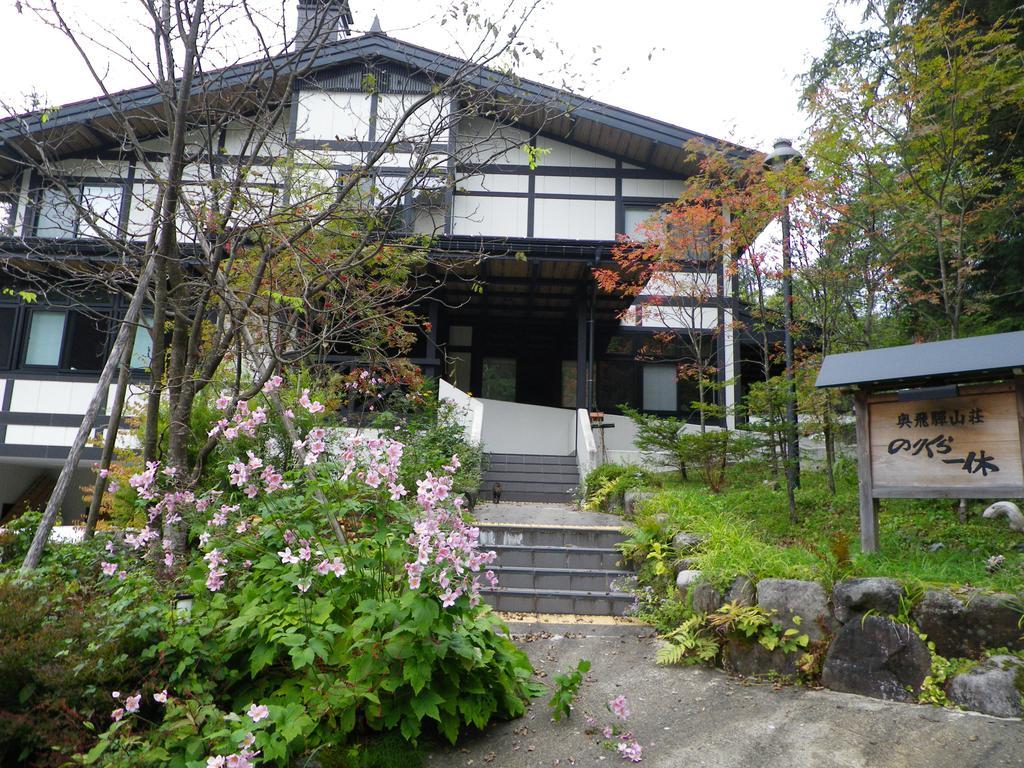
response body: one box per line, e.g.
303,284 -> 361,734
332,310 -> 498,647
0,31 -> 754,178
815,331 -> 1024,390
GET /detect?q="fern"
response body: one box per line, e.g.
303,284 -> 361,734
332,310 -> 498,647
656,615 -> 720,666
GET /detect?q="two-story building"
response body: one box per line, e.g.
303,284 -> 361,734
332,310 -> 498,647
0,1 -> 762,515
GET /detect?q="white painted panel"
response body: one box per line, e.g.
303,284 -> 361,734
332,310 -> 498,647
52,159 -> 131,179
456,117 -> 530,166
0,379 -> 6,406
222,115 -> 289,156
535,176 -> 614,196
535,136 -> 615,169
622,178 -> 684,199
534,199 -> 615,240
478,398 -> 576,455
375,94 -> 450,143
5,425 -> 81,447
9,379 -> 103,415
645,271 -> 718,297
295,91 -> 372,142
452,195 -> 527,237
637,305 -> 720,330
458,173 -> 529,194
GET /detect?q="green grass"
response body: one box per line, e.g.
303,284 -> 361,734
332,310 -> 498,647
645,459 -> 1024,593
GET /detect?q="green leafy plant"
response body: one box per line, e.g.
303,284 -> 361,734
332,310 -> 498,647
655,615 -> 720,665
546,659 -> 591,721
707,601 -> 810,654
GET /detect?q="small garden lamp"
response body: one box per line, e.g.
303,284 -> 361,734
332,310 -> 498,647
763,138 -> 803,523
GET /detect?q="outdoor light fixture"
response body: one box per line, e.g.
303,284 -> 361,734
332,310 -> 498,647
174,593 -> 194,617
764,138 -> 803,522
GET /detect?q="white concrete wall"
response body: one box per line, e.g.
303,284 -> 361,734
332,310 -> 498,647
478,398 -> 576,455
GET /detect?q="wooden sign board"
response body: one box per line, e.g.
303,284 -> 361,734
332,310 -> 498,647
868,389 -> 1024,498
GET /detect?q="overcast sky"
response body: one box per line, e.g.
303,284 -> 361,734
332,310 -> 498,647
0,0 -> 845,154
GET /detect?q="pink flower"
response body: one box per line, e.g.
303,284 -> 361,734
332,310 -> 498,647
295,579 -> 311,594
247,703 -> 270,722
283,408 -> 294,419
215,392 -> 232,410
608,695 -> 630,721
327,557 -> 346,577
110,707 -> 125,722
108,480 -> 120,493
98,468 -> 110,479
617,741 -> 643,762
298,389 -> 325,414
207,758 -> 226,768
278,548 -> 299,565
262,375 -> 283,393
101,561 -> 117,576
298,542 -> 312,561
154,690 -> 168,703
206,569 -> 225,592
125,693 -> 141,713
603,725 -> 614,739
164,550 -> 175,569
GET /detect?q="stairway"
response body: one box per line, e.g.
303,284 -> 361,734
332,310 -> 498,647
480,453 -> 579,503
478,522 -> 634,616
2,473 -> 56,525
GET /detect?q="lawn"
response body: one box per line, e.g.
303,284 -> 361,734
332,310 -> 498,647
631,458 -> 1024,594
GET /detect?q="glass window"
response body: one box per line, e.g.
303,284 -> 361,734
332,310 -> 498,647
80,185 -> 122,237
481,357 -> 516,401
130,319 -> 154,370
35,188 -> 76,238
446,351 -> 472,392
643,365 -> 678,412
448,325 -> 472,347
65,312 -> 109,371
0,307 -> 14,369
596,361 -> 636,413
24,311 -> 66,366
623,205 -> 658,238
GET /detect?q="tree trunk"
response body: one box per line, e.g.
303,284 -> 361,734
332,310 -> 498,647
21,256 -> 158,572
84,340 -> 134,538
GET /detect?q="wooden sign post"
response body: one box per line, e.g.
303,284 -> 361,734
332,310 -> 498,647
854,381 -> 1024,553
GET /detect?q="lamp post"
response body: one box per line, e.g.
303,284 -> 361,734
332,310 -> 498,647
764,138 -> 802,523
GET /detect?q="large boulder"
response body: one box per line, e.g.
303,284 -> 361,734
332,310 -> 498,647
946,655 -> 1024,718
623,489 -> 655,517
724,575 -> 756,607
820,616 -> 932,702
756,579 -> 839,642
691,582 -> 724,614
912,590 -> 1024,658
722,638 -> 800,679
832,578 -> 904,624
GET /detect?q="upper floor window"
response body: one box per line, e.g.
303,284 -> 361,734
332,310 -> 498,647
35,183 -> 123,238
623,205 -> 658,238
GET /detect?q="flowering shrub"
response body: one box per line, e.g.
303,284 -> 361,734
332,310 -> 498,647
76,376 -> 538,766
583,696 -> 644,763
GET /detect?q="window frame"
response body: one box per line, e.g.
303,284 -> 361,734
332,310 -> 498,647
32,179 -> 127,239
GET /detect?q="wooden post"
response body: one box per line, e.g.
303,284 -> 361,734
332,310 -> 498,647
853,390 -> 879,554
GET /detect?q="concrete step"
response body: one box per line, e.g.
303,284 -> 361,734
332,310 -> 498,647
483,489 -> 578,503
479,524 -> 625,550
480,586 -> 634,616
480,479 -> 579,494
487,543 -> 623,570
487,453 -> 578,466
489,565 -> 632,592
483,466 -> 581,481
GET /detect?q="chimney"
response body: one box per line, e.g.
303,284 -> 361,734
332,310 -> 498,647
296,0 -> 353,47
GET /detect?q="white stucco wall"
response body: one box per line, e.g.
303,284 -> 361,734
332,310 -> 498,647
478,398 -> 576,455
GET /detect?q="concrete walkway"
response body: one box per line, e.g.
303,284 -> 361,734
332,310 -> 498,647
474,502 -> 623,528
431,624 -> 1024,768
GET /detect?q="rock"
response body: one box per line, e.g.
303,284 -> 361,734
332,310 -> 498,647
722,638 -> 800,679
832,577 -> 904,624
675,569 -> 702,600
912,590 -> 1024,659
756,578 -> 839,642
946,655 -> 1024,718
603,491 -> 625,514
724,575 -> 756,607
623,489 -> 655,517
672,532 -> 706,553
673,558 -> 696,575
692,582 -> 724,614
927,542 -> 945,553
820,616 -> 931,702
